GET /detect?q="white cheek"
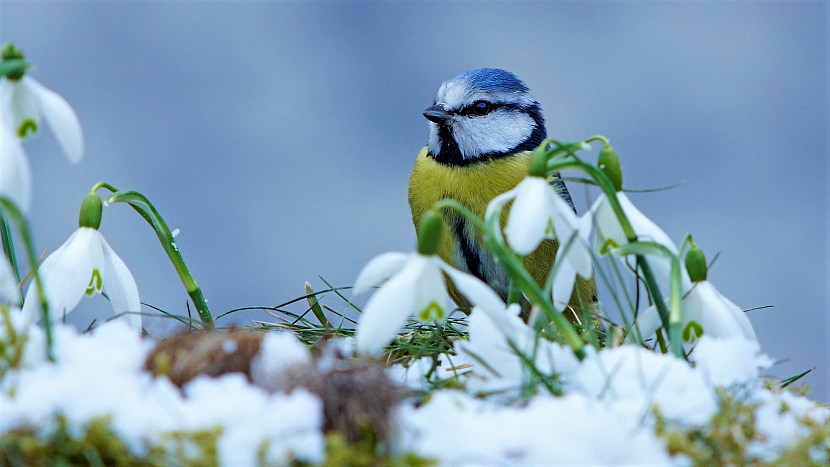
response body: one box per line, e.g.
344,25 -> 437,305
452,110 -> 535,159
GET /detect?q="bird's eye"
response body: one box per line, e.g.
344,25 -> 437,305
472,100 -> 491,116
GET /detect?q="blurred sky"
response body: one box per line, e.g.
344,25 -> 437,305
0,2 -> 827,398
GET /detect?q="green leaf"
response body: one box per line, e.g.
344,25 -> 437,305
106,190 -> 214,328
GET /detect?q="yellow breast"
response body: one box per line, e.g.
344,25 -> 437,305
408,146 -> 531,225
407,146 -> 556,301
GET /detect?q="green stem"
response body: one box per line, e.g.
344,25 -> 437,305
104,189 -> 214,328
0,198 -> 53,361
432,199 -> 586,360
668,256 -> 683,357
506,279 -> 521,305
0,212 -> 21,297
547,156 -> 673,340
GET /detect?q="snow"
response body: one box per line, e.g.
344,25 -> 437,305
0,318 -> 325,466
1,307 -> 827,466
400,390 -> 672,466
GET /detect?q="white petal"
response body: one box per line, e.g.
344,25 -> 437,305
26,77 -> 84,163
0,78 -> 39,138
617,192 -> 676,253
549,191 -> 579,241
484,185 -> 518,225
21,228 -> 102,322
559,226 -> 593,280
505,178 -> 554,254
591,194 -> 626,248
684,281 -> 757,341
592,193 -> 685,292
352,251 -> 410,296
441,261 -> 506,316
0,126 -> 32,212
412,260 -> 453,322
101,236 -> 142,329
355,257 -> 424,355
551,262 -> 577,312
629,304 -> 663,342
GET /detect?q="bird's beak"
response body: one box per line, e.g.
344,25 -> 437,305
423,104 -> 450,124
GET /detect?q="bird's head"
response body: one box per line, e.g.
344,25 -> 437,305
424,68 -> 546,166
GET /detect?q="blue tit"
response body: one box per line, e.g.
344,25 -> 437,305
408,68 -> 596,321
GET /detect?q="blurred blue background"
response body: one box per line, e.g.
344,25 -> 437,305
1,2 -> 826,398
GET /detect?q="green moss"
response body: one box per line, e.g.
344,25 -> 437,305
0,415 -> 222,467
0,305 -> 28,381
319,433 -> 435,467
0,416 -> 148,467
654,389 -> 760,467
148,427 -> 222,467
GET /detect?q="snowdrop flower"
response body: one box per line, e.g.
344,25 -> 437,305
635,244 -> 756,344
0,44 -> 83,163
636,281 -> 756,344
353,251 -> 504,355
485,174 -> 593,312
21,193 -> 141,329
353,210 -> 505,355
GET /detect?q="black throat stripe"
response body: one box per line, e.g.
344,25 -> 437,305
451,217 -> 485,281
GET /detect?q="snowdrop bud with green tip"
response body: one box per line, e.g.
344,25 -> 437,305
597,145 -> 622,192
684,240 -> 707,283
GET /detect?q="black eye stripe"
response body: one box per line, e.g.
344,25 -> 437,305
455,101 -> 516,117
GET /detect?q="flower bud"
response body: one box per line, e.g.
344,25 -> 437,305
78,192 -> 103,229
598,145 -> 622,192
684,243 -> 707,282
417,210 -> 444,256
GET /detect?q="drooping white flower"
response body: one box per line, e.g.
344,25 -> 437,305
591,191 -> 690,291
0,124 -> 32,212
635,280 -> 756,344
353,251 -> 504,355
0,75 -> 84,163
486,176 -> 576,255
486,175 -> 594,311
21,227 -> 141,329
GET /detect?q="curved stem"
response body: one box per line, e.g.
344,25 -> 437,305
432,199 -> 586,360
106,190 -> 213,328
91,182 -> 121,194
